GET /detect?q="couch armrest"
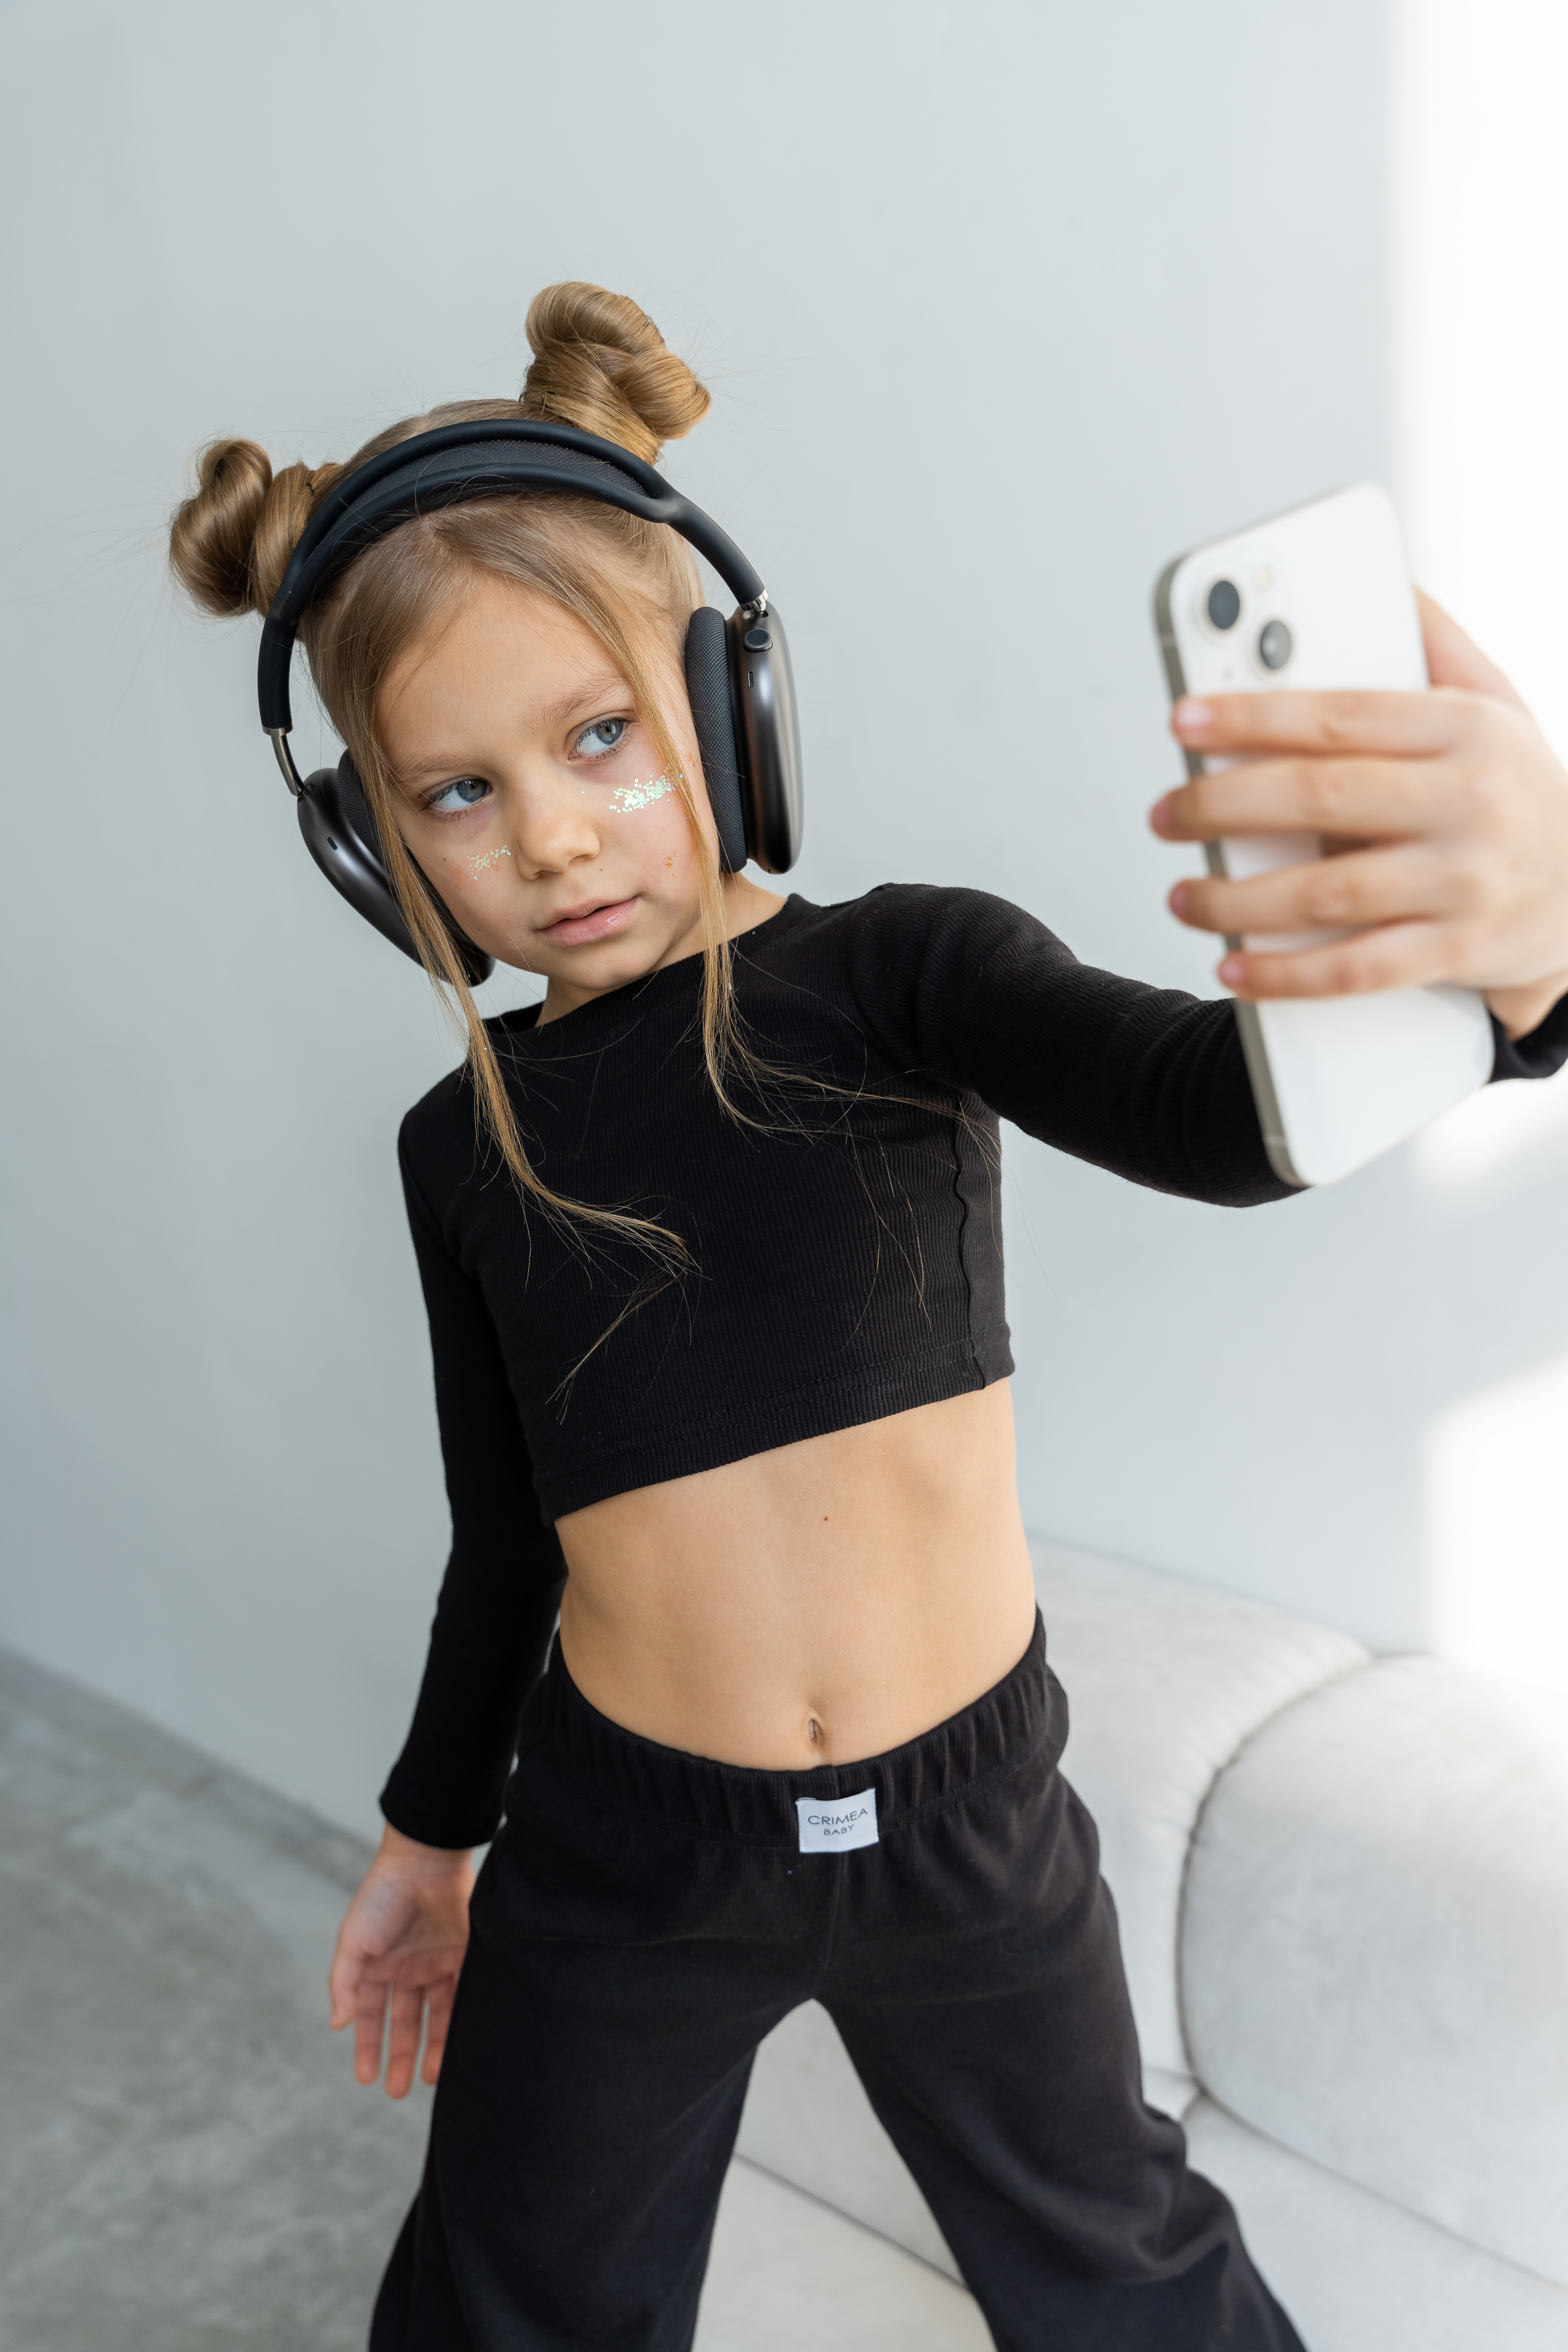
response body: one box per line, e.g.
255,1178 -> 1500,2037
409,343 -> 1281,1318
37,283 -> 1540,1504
1182,1657 -> 1568,2286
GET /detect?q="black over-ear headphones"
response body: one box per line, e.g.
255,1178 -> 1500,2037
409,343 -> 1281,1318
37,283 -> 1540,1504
257,419 -> 804,986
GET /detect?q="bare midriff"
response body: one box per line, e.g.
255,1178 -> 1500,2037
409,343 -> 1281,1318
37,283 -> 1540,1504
553,1380 -> 1039,1770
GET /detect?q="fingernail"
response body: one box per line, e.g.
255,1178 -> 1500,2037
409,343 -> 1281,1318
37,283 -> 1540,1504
1218,954 -> 1244,989
1168,881 -> 1191,918
1150,793 -> 1176,835
1174,699 -> 1214,736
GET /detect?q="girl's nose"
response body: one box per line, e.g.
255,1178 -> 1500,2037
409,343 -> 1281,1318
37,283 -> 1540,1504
512,778 -> 602,876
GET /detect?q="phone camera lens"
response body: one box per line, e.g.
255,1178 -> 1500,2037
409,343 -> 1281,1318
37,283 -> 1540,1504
1257,619 -> 1293,672
1206,579 -> 1241,631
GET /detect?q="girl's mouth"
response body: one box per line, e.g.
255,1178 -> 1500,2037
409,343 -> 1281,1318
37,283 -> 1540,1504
539,896 -> 640,947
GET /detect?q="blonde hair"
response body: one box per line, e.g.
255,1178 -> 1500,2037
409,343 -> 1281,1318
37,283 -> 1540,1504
170,283 -> 742,1273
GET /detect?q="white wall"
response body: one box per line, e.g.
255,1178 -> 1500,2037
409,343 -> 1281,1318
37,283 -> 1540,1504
1,0 -> 1560,1838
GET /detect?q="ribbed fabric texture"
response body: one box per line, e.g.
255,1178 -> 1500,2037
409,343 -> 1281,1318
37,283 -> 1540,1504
400,887 -> 1293,1518
380,885 -> 1568,1847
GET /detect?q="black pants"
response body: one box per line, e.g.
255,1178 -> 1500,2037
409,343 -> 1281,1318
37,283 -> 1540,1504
371,1618 -> 1304,2352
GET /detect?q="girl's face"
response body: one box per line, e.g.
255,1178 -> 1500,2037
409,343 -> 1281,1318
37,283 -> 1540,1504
380,574 -> 719,1020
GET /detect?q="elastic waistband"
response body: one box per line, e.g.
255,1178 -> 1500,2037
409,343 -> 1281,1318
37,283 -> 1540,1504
529,1612 -> 1060,1846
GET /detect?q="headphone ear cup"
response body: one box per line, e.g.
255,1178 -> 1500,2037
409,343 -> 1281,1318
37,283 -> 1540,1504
727,604 -> 803,875
297,754 -> 494,986
684,606 -> 747,873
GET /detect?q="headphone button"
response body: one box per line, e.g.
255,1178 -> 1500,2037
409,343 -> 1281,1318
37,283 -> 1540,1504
742,626 -> 773,651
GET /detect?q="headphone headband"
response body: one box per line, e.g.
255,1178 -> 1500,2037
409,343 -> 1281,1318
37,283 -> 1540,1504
257,419 -> 767,755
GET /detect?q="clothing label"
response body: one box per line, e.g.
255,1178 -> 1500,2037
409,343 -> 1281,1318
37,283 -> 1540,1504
796,1787 -> 879,1854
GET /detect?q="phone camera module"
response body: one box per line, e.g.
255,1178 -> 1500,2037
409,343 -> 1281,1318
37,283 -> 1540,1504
1257,619 -> 1293,672
1206,579 -> 1241,632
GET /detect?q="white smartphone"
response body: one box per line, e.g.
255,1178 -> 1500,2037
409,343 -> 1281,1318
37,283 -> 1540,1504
1154,483 -> 1493,1187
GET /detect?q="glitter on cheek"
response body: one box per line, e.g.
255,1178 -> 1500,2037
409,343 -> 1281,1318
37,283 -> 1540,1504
610,773 -> 675,814
468,844 -> 512,878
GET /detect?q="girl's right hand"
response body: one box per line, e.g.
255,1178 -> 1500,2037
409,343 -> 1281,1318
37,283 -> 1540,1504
327,1825 -> 476,2098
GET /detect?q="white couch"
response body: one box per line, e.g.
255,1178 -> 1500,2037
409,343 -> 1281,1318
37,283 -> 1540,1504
733,1540 -> 1568,2350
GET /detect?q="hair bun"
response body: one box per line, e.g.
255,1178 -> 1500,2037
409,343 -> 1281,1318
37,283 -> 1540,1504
168,439 -> 328,617
520,282 -> 710,466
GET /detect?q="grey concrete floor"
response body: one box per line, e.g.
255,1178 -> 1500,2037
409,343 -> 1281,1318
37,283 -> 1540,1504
0,1645 -> 432,2350
0,1646 -> 986,2352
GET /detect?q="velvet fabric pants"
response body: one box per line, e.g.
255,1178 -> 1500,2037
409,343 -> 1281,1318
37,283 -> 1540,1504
370,1616 -> 1304,2352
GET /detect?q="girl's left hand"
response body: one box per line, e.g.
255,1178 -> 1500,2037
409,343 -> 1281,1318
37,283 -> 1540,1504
1151,591 -> 1568,1040
328,1826 -> 476,2098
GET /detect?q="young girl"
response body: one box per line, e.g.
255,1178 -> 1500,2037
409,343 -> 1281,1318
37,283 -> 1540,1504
170,283 -> 1568,2352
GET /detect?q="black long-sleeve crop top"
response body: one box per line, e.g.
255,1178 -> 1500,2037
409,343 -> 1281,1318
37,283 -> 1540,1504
379,884 -> 1568,1846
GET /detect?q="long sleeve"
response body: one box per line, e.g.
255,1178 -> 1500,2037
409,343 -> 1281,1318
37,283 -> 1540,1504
1489,989 -> 1568,1080
841,884 -> 1293,1205
842,886 -> 1568,1205
378,1130 -> 566,1850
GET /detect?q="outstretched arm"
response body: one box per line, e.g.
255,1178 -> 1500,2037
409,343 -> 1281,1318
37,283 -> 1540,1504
843,885 -> 1293,1206
844,597 -> 1568,1214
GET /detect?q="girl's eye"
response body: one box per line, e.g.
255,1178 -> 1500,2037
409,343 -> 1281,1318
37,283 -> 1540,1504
426,776 -> 491,815
573,716 -> 628,759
